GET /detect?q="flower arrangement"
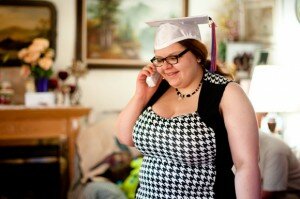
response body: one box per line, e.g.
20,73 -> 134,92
19,38 -> 54,79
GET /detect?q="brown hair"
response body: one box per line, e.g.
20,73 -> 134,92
179,39 -> 233,80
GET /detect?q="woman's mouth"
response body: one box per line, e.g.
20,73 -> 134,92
165,71 -> 178,78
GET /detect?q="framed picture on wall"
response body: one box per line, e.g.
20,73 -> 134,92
76,0 -> 188,69
0,1 -> 57,67
240,0 -> 275,44
226,42 -> 262,81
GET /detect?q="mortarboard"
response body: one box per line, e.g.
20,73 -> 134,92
146,15 -> 217,72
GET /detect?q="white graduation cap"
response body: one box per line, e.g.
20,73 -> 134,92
146,15 -> 217,72
146,15 -> 210,50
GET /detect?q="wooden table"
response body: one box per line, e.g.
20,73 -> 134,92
0,106 -> 91,188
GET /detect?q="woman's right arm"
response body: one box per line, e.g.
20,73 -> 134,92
116,95 -> 147,146
116,65 -> 161,146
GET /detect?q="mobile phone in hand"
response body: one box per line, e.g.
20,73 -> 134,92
146,72 -> 160,87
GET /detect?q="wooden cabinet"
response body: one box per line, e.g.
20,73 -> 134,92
0,106 -> 90,197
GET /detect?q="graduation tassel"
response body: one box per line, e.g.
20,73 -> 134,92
209,17 -> 217,73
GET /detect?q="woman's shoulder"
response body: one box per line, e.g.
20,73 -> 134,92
223,81 -> 245,95
221,81 -> 252,111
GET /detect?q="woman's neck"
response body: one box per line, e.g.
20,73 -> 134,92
177,66 -> 204,94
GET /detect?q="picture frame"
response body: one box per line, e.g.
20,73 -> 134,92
76,0 -> 188,69
0,1 -> 57,67
240,0 -> 275,44
226,42 -> 262,81
253,49 -> 270,66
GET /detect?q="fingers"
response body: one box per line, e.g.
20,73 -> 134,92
142,64 -> 156,76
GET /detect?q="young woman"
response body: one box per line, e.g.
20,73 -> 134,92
117,16 -> 260,198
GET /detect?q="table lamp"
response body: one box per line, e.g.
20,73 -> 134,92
248,65 -> 300,135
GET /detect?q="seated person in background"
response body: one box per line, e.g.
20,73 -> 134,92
259,131 -> 300,199
69,113 -> 141,199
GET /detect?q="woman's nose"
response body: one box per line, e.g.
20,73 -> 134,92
161,61 -> 173,70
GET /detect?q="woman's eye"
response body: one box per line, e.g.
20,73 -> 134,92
156,58 -> 164,63
167,57 -> 177,62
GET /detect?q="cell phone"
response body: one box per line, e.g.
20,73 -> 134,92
146,72 -> 160,87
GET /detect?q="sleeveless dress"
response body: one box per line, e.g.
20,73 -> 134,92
133,70 -> 236,199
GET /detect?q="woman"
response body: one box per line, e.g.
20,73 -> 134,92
117,16 -> 260,198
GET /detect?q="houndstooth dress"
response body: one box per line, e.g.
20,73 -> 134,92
133,70 -> 236,199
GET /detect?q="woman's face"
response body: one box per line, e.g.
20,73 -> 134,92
154,43 -> 200,88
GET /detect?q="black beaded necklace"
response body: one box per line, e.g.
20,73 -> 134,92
176,83 -> 202,100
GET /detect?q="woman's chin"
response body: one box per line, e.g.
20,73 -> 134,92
166,79 -> 180,88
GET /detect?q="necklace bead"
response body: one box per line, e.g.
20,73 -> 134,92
175,83 -> 202,99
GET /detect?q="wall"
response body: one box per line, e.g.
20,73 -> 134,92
275,0 -> 300,67
275,0 -> 300,149
46,0 -> 76,68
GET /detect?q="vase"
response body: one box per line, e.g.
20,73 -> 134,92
25,77 -> 35,92
35,77 -> 49,92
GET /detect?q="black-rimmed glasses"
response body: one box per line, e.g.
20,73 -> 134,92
150,48 -> 189,67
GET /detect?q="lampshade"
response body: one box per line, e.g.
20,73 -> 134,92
248,65 -> 300,113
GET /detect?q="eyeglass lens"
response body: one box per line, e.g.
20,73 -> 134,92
151,48 -> 189,67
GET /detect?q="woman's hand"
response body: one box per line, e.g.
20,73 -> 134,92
135,64 -> 162,105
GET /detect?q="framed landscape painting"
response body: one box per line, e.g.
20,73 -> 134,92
76,0 -> 188,69
0,1 -> 57,67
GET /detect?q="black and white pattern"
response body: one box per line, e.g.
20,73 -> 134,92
203,70 -> 230,85
133,107 -> 216,199
133,71 -> 230,198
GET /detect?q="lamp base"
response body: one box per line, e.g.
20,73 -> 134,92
261,112 -> 284,138
267,117 -> 277,133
